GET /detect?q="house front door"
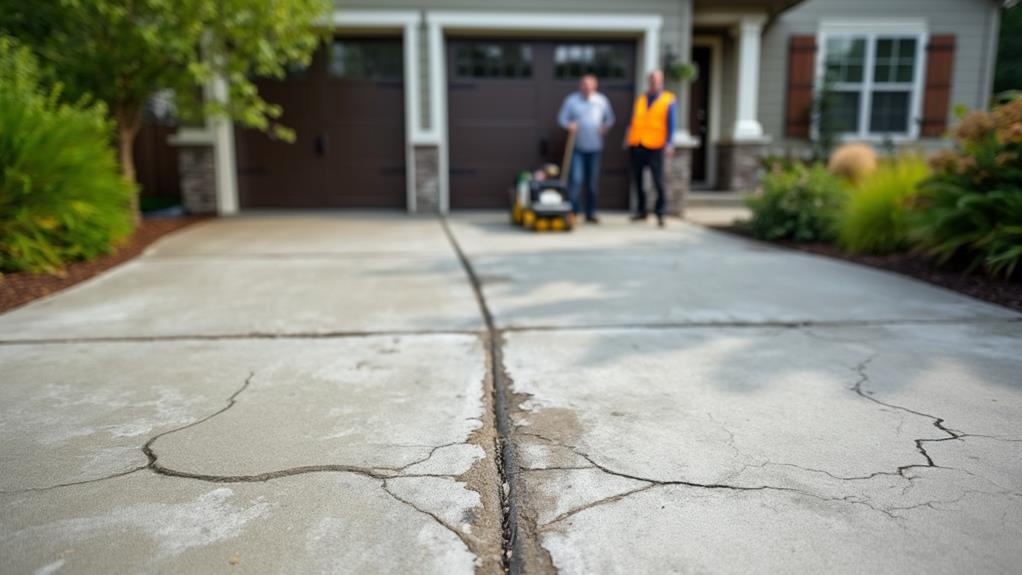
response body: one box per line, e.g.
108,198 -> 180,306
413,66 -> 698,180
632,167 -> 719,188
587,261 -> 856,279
689,45 -> 712,186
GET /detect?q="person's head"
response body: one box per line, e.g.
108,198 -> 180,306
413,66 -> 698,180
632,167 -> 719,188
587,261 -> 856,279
647,69 -> 664,93
580,74 -> 598,97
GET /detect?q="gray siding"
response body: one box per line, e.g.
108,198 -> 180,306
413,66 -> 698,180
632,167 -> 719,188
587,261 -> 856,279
335,0 -> 690,132
759,0 -> 1001,147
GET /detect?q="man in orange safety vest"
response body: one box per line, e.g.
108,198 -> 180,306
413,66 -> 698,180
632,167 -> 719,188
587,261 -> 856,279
626,69 -> 676,227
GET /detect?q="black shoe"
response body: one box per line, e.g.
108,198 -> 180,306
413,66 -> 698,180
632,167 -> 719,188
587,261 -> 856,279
657,215 -> 665,228
585,215 -> 600,224
630,214 -> 648,222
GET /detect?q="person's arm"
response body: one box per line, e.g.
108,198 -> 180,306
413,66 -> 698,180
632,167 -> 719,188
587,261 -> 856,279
602,95 -> 615,133
667,101 -> 676,144
558,95 -> 573,130
665,100 -> 677,155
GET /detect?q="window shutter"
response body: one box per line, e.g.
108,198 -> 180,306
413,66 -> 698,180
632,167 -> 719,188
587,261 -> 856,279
785,35 -> 817,139
921,35 -> 956,138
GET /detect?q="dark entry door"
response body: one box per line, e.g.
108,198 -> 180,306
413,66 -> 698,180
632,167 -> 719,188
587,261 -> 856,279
236,37 -> 406,209
447,40 -> 635,209
689,45 -> 712,184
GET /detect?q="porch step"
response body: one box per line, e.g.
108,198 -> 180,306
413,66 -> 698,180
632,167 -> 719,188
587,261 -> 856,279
684,191 -> 753,208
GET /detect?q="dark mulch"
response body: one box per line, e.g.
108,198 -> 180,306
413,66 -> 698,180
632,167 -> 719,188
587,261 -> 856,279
711,225 -> 1022,314
0,217 -> 207,313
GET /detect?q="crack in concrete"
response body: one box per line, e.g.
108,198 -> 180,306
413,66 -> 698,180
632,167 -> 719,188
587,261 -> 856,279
442,218 -> 534,575
499,316 -> 1022,335
0,329 -> 482,347
515,430 -> 959,523
8,317 -> 1016,348
0,466 -> 147,495
849,354 -> 963,473
508,351 -> 1020,526
380,480 -> 475,550
539,484 -> 656,528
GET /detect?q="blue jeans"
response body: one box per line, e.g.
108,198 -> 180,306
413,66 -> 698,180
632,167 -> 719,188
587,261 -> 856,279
568,149 -> 602,218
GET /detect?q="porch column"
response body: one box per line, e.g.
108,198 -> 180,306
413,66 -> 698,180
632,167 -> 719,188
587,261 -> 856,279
732,16 -> 765,141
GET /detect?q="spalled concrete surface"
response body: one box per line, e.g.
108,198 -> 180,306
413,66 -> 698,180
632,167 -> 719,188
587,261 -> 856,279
1,213 -> 1021,574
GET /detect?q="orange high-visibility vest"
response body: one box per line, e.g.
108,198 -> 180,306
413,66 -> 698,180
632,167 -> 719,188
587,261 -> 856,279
627,91 -> 675,149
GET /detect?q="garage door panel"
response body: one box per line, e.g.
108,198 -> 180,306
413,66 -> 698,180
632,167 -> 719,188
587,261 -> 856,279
449,125 -> 537,164
322,125 -> 405,160
449,86 -> 537,119
237,36 -> 405,209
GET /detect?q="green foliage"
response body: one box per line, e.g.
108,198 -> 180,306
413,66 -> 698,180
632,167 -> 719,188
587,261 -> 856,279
913,98 -> 1022,277
0,0 -> 330,148
837,155 -> 929,254
0,37 -> 134,273
745,163 -> 849,242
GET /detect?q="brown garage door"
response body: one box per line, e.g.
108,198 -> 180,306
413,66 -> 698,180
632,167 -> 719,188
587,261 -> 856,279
236,37 -> 406,209
447,40 -> 635,209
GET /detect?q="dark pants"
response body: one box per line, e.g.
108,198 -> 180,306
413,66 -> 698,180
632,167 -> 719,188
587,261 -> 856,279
568,149 -> 602,218
630,146 -> 666,217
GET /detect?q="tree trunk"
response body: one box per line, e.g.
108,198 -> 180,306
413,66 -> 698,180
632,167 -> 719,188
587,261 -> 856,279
115,106 -> 143,223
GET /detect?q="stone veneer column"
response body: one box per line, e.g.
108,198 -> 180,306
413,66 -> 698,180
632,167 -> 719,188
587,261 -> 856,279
665,147 -> 694,216
414,145 -> 441,214
177,145 -> 219,214
716,142 -> 765,192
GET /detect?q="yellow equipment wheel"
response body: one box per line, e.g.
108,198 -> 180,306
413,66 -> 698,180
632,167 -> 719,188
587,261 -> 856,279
535,218 -> 550,232
551,218 -> 565,231
522,210 -> 536,229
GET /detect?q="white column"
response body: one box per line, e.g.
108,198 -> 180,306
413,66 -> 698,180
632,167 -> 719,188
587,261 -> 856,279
210,74 -> 239,215
732,16 -> 766,141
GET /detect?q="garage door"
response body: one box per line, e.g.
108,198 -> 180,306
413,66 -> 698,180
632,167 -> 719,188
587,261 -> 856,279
236,37 -> 406,209
447,40 -> 635,209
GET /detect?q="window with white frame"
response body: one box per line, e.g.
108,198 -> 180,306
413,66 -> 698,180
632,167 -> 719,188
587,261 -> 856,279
818,30 -> 926,139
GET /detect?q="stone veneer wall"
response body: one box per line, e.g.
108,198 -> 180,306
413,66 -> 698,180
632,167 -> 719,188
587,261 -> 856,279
414,145 -> 440,214
665,148 -> 693,216
178,145 -> 218,214
716,142 -> 765,193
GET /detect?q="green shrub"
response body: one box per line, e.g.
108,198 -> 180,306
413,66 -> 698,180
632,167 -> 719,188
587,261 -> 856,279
744,162 -> 848,242
913,98 -> 1022,278
837,155 -> 929,254
0,37 -> 134,274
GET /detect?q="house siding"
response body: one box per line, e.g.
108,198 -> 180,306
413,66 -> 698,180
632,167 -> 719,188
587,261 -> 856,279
759,0 -> 1001,147
334,0 -> 690,132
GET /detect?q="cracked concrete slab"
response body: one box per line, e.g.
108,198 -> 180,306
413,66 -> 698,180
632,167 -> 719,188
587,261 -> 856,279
0,255 -> 481,340
147,215 -> 453,257
448,215 -> 1016,328
0,472 -> 480,575
0,334 -> 502,572
505,322 -> 1022,573
536,484 -> 1022,575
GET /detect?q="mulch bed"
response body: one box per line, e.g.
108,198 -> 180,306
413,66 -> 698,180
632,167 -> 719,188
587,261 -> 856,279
711,225 -> 1022,314
0,217 -> 207,314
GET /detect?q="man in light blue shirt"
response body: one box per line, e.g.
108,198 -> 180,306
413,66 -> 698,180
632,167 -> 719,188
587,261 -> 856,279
558,74 -> 615,223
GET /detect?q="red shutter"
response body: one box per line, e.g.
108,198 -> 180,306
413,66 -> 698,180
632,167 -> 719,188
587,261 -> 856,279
786,35 -> 817,139
921,35 -> 956,138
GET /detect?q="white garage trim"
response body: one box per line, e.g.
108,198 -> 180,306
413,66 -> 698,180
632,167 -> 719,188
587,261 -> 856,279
425,11 -> 664,213
329,10 -> 423,213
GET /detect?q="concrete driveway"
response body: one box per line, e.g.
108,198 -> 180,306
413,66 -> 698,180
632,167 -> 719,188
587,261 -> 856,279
1,213 -> 1020,574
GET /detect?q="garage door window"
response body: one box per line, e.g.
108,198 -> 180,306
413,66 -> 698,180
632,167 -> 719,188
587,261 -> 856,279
554,44 -> 629,79
454,42 -> 532,78
329,39 -> 402,80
